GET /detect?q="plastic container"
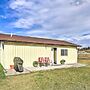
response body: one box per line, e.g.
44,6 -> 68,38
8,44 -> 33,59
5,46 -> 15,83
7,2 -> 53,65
10,65 -> 14,69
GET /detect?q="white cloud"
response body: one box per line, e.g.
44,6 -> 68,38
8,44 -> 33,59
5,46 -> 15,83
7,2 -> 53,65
0,30 -> 5,33
13,18 -> 35,28
78,35 -> 90,40
8,0 -> 90,46
9,0 -> 34,9
0,15 -> 7,19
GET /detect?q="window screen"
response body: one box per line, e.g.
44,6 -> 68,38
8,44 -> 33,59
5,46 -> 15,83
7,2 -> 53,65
61,49 -> 68,56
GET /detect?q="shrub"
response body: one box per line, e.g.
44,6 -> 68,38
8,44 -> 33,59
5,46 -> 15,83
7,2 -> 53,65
33,61 -> 38,67
60,59 -> 66,64
44,61 -> 50,67
0,63 -> 6,79
44,62 -> 48,67
39,62 -> 44,67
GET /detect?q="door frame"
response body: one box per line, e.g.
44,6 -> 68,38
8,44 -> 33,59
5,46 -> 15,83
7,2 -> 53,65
51,48 -> 58,64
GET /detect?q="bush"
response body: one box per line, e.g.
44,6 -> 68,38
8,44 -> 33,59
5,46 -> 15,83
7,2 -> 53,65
39,62 -> 44,67
0,63 -> 6,79
60,59 -> 66,64
45,62 -> 50,67
33,61 -> 38,67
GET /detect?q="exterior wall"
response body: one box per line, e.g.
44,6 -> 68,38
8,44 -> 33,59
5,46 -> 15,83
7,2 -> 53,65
57,47 -> 77,64
3,42 -> 52,69
1,42 -> 77,69
0,42 -> 5,68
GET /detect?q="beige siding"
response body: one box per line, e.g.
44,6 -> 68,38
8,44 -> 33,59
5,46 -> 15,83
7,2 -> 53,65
3,44 -> 52,69
57,47 -> 77,64
0,49 -> 1,64
0,42 -> 5,68
1,42 -> 77,69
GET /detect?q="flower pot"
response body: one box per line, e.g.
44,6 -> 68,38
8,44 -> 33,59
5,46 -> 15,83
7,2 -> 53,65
10,65 -> 14,69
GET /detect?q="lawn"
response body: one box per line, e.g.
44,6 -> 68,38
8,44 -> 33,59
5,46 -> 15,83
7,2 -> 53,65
0,67 -> 90,90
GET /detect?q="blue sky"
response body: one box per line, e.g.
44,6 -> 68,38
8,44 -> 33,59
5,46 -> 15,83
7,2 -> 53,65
0,0 -> 90,47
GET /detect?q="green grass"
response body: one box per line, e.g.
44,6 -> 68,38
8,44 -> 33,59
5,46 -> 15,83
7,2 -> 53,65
0,63 -> 6,79
0,67 -> 90,90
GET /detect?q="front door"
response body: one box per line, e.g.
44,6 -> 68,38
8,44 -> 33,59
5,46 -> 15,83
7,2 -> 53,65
53,48 -> 57,64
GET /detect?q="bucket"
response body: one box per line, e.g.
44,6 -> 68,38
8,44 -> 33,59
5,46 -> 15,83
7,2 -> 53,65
10,65 -> 14,69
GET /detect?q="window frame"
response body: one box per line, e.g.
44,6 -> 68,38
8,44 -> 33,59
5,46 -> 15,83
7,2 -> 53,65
61,49 -> 68,56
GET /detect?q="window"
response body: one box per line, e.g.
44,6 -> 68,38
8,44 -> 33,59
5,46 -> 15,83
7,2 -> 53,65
61,49 -> 68,56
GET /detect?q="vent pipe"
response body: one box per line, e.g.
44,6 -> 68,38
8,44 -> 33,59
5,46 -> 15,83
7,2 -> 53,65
10,33 -> 13,37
